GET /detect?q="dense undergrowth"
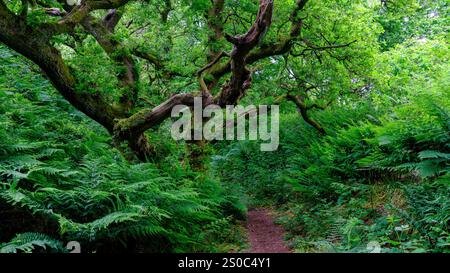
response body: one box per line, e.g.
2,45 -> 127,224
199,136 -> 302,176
0,0 -> 449,254
214,102 -> 449,252
0,47 -> 247,253
213,40 -> 450,253
1,37 -> 449,253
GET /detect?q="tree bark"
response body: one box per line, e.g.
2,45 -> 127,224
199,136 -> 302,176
286,94 -> 327,134
0,0 -> 313,163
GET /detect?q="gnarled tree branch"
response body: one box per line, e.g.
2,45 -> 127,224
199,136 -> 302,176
112,0 -> 275,161
1,0 -> 324,162
207,0 -> 308,87
214,0 -> 274,106
113,93 -> 195,138
285,93 -> 326,134
0,3 -> 119,132
80,14 -> 139,110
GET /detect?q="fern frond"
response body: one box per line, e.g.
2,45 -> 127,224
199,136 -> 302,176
0,233 -> 65,253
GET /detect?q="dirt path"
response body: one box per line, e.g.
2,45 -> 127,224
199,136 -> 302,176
246,208 -> 291,253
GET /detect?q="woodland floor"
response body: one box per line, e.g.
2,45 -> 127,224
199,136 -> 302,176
246,208 -> 291,253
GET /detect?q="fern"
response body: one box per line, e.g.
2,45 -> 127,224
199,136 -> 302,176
0,233 -> 65,253
418,150 -> 450,160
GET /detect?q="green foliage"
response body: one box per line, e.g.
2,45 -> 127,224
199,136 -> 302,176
0,45 -> 244,252
0,232 -> 65,253
375,0 -> 448,51
1,0 -> 449,254
214,76 -> 449,252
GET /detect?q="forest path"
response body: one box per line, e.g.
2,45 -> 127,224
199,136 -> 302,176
246,208 -> 291,253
